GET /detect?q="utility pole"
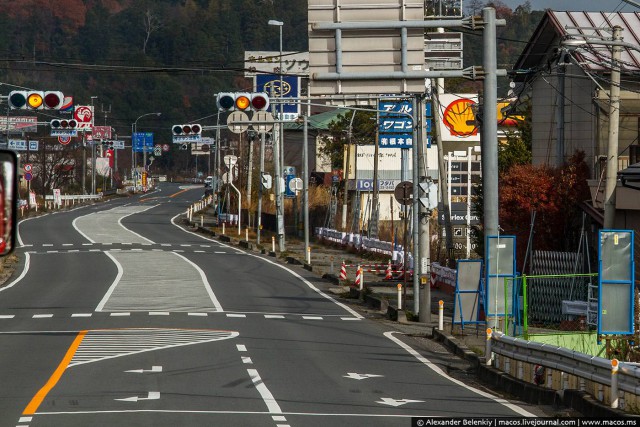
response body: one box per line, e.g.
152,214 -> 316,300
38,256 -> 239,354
482,7 -> 499,238
604,26 -> 623,229
418,93 -> 431,322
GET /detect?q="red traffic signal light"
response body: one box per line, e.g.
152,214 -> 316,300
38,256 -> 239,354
8,90 -> 65,110
172,124 -> 202,136
50,119 -> 78,129
216,92 -> 270,112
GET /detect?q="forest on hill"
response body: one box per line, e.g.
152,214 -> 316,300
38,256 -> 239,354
0,0 -> 543,141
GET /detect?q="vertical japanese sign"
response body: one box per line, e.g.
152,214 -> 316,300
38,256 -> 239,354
377,99 -> 413,148
132,132 -> 154,153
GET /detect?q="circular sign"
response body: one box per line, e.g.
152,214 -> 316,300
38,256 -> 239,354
227,111 -> 250,134
58,135 -> 71,145
394,181 -> 413,205
24,172 -> 33,181
252,111 -> 274,132
24,163 -> 32,172
162,144 -> 170,152
201,144 -> 210,152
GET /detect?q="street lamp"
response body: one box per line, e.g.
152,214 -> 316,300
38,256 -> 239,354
268,19 -> 286,251
131,112 -> 161,190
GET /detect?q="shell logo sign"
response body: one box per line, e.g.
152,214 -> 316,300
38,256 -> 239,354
438,94 -> 522,142
442,98 -> 478,138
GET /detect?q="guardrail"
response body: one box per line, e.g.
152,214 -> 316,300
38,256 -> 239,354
487,330 -> 640,411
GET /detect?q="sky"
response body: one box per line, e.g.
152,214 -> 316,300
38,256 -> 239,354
500,0 -> 637,12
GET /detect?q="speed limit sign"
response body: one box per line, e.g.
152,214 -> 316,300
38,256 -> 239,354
24,163 -> 32,173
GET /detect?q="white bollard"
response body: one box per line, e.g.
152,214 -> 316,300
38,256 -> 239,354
245,228 -> 249,241
611,359 -> 619,408
438,300 -> 444,330
306,246 -> 311,264
397,284 -> 402,310
201,215 -> 204,227
222,222 -> 225,235
485,328 -> 493,366
272,236 -> 275,252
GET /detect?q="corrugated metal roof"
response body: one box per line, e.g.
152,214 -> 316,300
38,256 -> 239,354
551,11 -> 640,72
513,11 -> 640,75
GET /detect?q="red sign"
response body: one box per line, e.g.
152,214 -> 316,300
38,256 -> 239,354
58,135 -> 71,145
92,126 -> 112,140
74,105 -> 94,129
105,149 -> 115,168
162,144 -> 170,152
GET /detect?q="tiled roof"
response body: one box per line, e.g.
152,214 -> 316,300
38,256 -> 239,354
513,11 -> 640,76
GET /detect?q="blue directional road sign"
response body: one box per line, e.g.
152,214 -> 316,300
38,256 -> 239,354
132,132 -> 154,153
378,99 -> 413,149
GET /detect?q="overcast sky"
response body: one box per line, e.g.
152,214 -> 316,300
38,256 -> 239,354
500,0 -> 637,12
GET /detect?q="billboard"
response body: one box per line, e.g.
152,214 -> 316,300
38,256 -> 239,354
255,74 -> 300,121
245,51 -> 309,77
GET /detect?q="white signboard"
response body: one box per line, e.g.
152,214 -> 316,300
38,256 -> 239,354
0,116 -> 38,134
8,140 -> 38,151
245,51 -> 309,77
53,189 -> 62,206
437,94 -> 480,142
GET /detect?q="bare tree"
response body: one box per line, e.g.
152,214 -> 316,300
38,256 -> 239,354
466,0 -> 485,16
143,9 -> 162,54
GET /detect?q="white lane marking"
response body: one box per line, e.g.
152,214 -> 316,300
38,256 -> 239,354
62,243 -> 73,246
71,313 -> 92,318
341,317 -> 361,321
125,366 -> 163,374
115,391 -> 160,402
170,212 -> 363,319
0,252 -> 30,293
265,315 -> 285,319
188,313 -> 208,317
117,207 -> 156,244
33,314 -> 54,318
236,345 -> 247,352
0,315 -> 15,319
42,244 -> 53,247
247,368 -> 282,414
242,357 -> 253,364
19,417 -> 32,422
46,251 -> 59,253
170,252 -> 223,312
149,312 -> 170,316
72,214 -> 96,243
376,397 -> 424,407
272,416 -> 287,421
344,373 -> 384,380
302,316 -> 323,320
110,312 -> 130,317
383,331 -> 536,417
226,314 -> 246,318
95,252 -> 125,312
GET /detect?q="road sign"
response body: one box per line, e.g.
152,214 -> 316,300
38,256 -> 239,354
162,144 -> 170,152
394,181 -> 413,205
24,163 -> 32,172
224,155 -> 238,166
24,172 -> 32,181
252,111 -> 275,132
154,145 -> 162,156
58,135 -> 72,145
227,111 -> 250,133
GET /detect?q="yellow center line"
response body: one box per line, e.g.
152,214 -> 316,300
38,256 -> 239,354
169,188 -> 190,198
23,330 -> 87,415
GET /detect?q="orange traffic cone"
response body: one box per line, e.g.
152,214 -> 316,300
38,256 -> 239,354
385,260 -> 393,280
339,261 -> 347,281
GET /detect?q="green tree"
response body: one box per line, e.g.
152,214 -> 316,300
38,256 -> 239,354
318,110 -> 376,169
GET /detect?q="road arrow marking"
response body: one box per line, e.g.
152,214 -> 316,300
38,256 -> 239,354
115,392 -> 160,402
125,366 -> 163,374
343,373 -> 384,380
376,397 -> 425,407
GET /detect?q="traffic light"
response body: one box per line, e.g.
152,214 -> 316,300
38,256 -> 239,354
172,124 -> 202,136
216,92 -> 270,112
50,119 -> 78,130
8,90 -> 65,110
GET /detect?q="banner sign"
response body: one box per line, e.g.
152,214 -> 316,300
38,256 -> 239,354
8,139 -> 38,151
0,116 -> 37,134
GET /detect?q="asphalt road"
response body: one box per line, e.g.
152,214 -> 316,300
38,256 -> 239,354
0,182 -> 542,426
